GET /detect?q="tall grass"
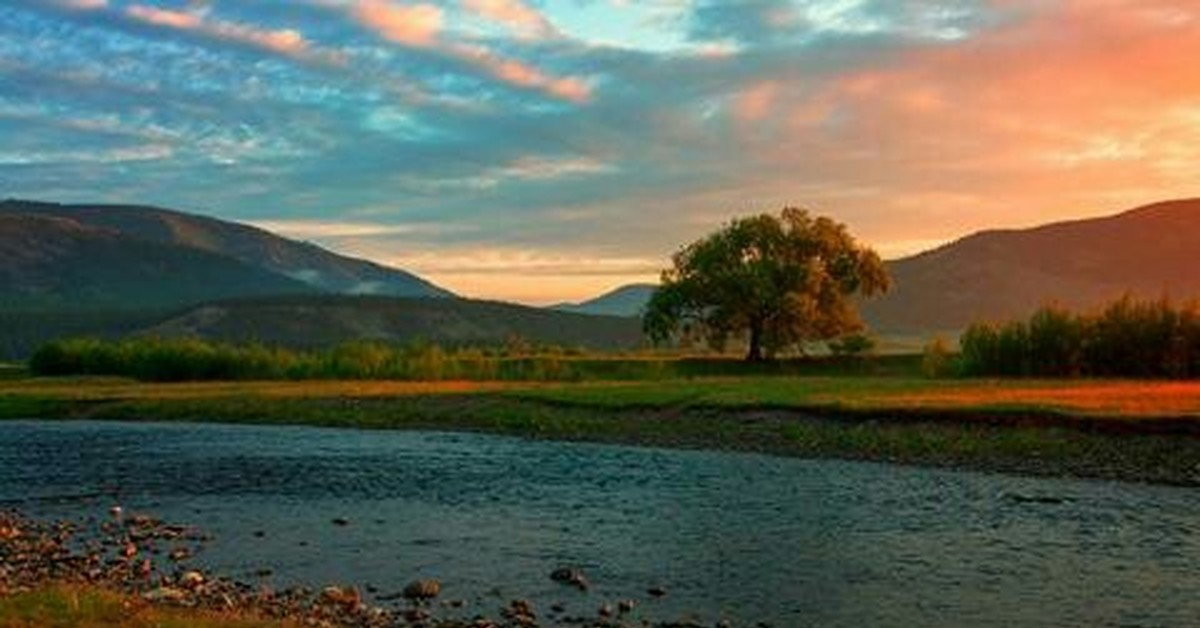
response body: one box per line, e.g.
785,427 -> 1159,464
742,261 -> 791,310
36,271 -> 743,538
27,336 -> 919,382
960,296 -> 1200,378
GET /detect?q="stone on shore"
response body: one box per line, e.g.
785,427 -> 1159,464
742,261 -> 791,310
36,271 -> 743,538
403,578 -> 442,601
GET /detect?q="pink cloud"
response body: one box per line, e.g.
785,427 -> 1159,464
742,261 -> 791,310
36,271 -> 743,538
354,1 -> 444,48
461,0 -> 557,39
348,1 -> 590,103
125,5 -> 315,58
733,81 -> 780,122
125,5 -> 203,30
55,0 -> 107,10
451,43 -> 591,103
700,0 -> 1200,248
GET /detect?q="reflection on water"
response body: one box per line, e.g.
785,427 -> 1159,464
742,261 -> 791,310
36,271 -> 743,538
1,420 -> 1197,626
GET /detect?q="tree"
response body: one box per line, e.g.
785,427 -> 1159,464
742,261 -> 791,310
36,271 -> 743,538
643,208 -> 890,361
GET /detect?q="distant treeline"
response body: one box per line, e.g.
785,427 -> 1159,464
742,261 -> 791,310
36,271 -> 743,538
960,297 -> 1200,378
28,336 -> 918,382
0,308 -> 175,361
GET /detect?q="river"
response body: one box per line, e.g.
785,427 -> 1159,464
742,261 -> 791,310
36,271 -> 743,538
0,420 -> 1196,626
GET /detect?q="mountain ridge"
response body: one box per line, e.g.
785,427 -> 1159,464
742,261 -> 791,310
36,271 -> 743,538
562,199 -> 1200,334
553,283 -> 656,317
0,199 -> 451,300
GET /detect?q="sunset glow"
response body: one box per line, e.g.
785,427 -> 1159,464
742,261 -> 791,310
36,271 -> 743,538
3,0 -> 1199,303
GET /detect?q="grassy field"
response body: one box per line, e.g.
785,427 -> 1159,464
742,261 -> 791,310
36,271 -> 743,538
5,374 -> 1200,418
1,374 -> 1199,486
0,585 -> 285,628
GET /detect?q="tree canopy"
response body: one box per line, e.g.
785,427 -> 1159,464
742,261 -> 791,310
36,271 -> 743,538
643,208 -> 890,361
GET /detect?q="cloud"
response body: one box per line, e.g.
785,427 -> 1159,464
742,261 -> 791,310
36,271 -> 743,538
448,42 -> 592,103
246,219 -> 424,239
124,3 -> 332,61
345,0 -> 590,102
462,0 -> 558,40
54,0 -> 107,10
5,0 -> 1200,304
353,0 -> 444,47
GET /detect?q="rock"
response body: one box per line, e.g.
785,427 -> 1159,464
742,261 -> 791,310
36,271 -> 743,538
142,586 -> 187,603
549,567 -> 589,591
331,517 -> 350,526
403,578 -> 442,601
598,603 -> 613,617
128,514 -> 156,528
503,598 -> 535,621
319,585 -> 362,609
179,570 -> 205,589
618,599 -> 635,613
121,542 -> 138,559
138,559 -> 152,579
648,585 -> 667,598
403,607 -> 430,622
109,506 -> 123,520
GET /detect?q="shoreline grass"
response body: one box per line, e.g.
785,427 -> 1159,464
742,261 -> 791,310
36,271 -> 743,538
0,584 -> 286,628
2,375 -> 1199,486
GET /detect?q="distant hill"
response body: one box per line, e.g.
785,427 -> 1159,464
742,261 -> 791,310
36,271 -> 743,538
0,211 -> 314,309
145,296 -> 645,350
1,200 -> 451,299
563,199 -> 1200,336
862,199 -> 1200,333
553,283 -> 656,317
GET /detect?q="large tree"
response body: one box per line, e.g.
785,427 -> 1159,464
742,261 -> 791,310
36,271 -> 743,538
644,208 -> 890,361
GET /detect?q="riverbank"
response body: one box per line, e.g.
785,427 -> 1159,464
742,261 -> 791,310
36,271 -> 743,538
2,376 -> 1199,486
0,509 -> 676,628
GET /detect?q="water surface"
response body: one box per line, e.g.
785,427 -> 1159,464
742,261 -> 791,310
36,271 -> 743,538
1,420 -> 1197,626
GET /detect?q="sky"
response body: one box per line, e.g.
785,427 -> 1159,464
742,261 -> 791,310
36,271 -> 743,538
2,0 -> 1199,304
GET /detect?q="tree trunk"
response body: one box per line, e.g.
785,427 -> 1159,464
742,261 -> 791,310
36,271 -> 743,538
746,322 -> 764,362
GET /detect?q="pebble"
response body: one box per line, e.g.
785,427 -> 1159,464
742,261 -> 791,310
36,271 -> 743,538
0,508 -> 711,628
549,566 -> 589,591
403,578 -> 442,601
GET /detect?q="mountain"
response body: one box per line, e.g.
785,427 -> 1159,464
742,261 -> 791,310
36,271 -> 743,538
1,199 -> 451,298
145,295 -> 645,350
554,283 -> 656,317
563,199 -> 1200,336
0,211 -> 314,309
861,199 -> 1200,333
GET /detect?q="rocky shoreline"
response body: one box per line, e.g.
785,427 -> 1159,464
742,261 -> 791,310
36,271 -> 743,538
0,509 -> 735,628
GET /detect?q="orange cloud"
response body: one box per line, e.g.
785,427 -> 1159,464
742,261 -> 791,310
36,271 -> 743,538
125,4 -> 316,58
451,43 -> 591,103
733,81 -> 780,122
354,1 -> 444,48
667,0 -> 1200,254
55,0 -> 107,10
126,5 -> 202,30
349,1 -> 589,103
462,0 -> 556,39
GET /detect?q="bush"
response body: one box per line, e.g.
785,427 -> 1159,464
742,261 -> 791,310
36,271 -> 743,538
959,297 -> 1200,379
921,337 -> 955,378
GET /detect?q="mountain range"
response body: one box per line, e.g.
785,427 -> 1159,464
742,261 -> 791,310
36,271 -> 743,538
0,199 -> 450,306
4,197 -> 1199,357
553,283 -> 657,317
146,295 -> 643,350
0,199 -> 637,357
565,199 -> 1200,335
